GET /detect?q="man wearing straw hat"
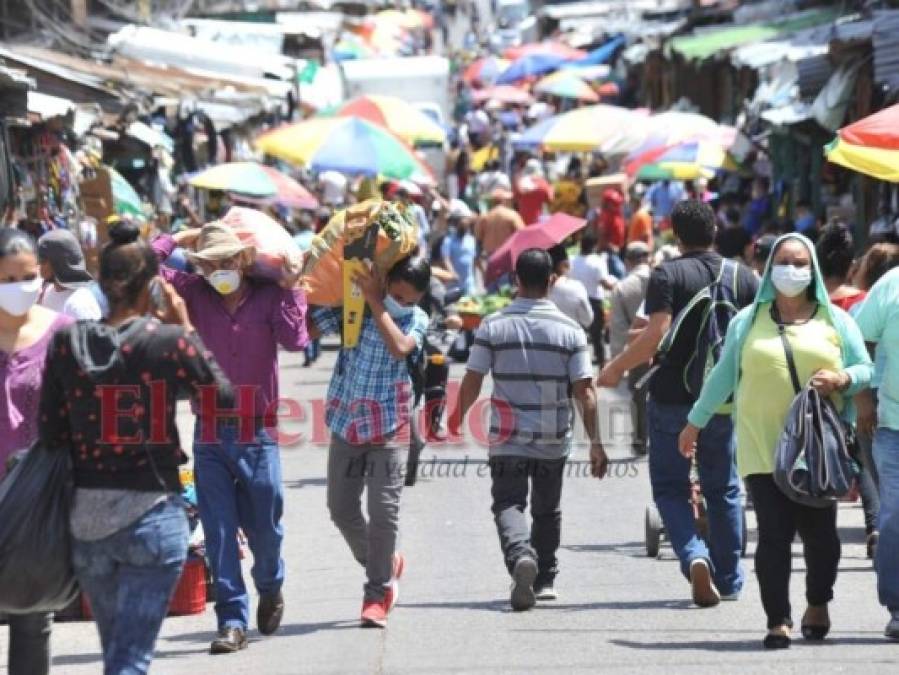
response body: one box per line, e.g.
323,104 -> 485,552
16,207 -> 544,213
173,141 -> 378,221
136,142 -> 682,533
152,221 -> 307,654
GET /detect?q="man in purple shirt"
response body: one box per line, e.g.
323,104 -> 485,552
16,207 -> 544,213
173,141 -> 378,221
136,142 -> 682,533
153,222 -> 307,654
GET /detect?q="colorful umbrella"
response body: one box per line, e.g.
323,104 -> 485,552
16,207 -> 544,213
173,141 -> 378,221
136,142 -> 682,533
515,105 -> 637,152
534,71 -> 598,102
496,53 -> 568,85
636,162 -> 715,182
255,117 -> 432,180
560,64 -> 611,81
109,168 -> 143,217
486,212 -> 587,286
189,162 -> 319,208
625,139 -> 728,177
472,85 -> 533,106
504,41 -> 586,61
463,56 -> 511,86
623,111 -> 722,161
825,103 -> 899,181
336,95 -> 445,146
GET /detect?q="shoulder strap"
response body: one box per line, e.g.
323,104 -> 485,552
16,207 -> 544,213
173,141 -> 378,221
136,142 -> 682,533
771,304 -> 802,395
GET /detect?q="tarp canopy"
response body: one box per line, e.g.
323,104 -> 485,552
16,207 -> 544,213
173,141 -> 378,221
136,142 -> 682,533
669,8 -> 841,61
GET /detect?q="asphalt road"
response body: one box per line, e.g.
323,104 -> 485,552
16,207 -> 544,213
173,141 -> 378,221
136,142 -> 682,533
9,339 -> 896,675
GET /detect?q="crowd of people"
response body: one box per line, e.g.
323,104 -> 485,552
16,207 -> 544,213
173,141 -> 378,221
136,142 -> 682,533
5,9 -> 899,675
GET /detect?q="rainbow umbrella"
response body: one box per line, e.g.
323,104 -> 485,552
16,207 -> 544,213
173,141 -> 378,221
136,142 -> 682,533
336,94 -> 446,146
825,103 -> 899,181
516,105 -> 637,152
189,162 -> 319,208
255,117 -> 432,180
463,56 -> 511,86
626,139 -> 728,177
534,71 -> 598,102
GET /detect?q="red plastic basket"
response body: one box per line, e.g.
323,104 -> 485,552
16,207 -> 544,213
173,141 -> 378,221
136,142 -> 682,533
81,558 -> 207,619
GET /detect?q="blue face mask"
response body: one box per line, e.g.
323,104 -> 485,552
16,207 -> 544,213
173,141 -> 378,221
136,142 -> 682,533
384,294 -> 414,319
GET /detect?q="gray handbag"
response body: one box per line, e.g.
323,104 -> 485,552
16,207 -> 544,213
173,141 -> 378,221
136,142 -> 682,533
772,306 -> 856,508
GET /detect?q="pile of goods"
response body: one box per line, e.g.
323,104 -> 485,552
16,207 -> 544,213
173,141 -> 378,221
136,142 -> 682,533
455,287 -> 514,329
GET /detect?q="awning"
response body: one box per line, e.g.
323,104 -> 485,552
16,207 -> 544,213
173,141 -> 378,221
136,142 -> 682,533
669,8 -> 841,61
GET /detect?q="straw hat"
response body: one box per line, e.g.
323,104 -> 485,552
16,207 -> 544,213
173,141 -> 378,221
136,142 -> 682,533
186,221 -> 254,263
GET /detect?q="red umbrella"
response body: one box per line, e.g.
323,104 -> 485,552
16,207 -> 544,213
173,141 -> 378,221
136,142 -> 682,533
486,212 -> 587,286
504,41 -> 587,61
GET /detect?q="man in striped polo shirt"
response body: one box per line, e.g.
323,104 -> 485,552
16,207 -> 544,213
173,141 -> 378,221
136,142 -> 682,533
450,248 -> 609,611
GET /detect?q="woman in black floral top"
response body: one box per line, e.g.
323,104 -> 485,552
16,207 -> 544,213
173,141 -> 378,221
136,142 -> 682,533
39,221 -> 233,675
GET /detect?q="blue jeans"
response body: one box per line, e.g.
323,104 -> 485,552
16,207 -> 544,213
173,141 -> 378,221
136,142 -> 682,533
873,427 -> 899,612
73,497 -> 188,675
647,400 -> 744,595
305,339 -> 321,364
194,420 -> 284,629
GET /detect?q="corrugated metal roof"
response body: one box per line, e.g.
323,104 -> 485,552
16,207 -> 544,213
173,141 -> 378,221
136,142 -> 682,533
796,53 -> 832,99
873,10 -> 899,92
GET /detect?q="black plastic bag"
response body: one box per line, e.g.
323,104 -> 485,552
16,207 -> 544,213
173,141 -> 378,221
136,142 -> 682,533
0,442 -> 78,613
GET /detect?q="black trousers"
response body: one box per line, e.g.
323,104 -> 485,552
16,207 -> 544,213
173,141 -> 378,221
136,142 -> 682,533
7,612 -> 51,675
489,456 -> 566,586
588,298 -> 605,367
745,474 -> 841,629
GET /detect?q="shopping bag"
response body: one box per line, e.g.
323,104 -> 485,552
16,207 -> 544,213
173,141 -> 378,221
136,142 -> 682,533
0,442 -> 78,613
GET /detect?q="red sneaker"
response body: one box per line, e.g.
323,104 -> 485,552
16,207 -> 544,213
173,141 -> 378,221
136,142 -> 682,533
361,599 -> 388,628
385,553 -> 406,613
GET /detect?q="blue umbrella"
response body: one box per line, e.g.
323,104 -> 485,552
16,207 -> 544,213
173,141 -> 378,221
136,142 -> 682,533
513,114 -> 560,150
496,53 -> 568,85
571,34 -> 626,66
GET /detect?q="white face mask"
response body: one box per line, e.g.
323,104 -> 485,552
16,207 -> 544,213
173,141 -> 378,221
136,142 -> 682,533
0,277 -> 42,316
771,264 -> 812,298
207,269 -> 241,295
384,294 -> 414,319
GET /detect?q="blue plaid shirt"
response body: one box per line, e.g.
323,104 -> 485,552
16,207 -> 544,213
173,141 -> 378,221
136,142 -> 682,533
312,306 -> 429,444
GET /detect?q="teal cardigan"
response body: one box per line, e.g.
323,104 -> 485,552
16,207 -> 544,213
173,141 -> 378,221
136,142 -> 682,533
687,233 -> 873,429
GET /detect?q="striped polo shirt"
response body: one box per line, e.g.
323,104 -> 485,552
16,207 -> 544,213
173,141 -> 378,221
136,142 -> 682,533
467,297 -> 593,459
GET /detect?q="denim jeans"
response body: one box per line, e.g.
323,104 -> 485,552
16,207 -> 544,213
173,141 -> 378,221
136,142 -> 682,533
647,400 -> 744,595
873,427 -> 899,612
6,612 -> 52,675
194,420 -> 284,629
489,456 -> 566,587
304,339 -> 321,364
73,496 -> 188,675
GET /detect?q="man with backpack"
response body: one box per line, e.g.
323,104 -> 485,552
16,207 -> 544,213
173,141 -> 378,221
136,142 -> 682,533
598,200 -> 758,607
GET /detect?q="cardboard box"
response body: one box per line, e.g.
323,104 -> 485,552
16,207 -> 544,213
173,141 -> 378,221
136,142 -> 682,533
584,173 -> 628,209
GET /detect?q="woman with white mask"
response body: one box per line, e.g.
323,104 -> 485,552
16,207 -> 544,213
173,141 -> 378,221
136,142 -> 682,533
0,228 -> 73,675
678,233 -> 872,650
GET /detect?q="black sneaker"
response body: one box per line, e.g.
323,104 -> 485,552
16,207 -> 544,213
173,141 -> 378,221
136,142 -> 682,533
257,591 -> 285,636
534,583 -> 557,601
510,556 -> 538,611
210,627 -> 248,654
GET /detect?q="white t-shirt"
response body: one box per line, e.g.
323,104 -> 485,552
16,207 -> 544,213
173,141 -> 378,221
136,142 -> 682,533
40,284 -> 103,320
569,253 -> 610,301
320,170 -> 348,206
549,276 -> 594,330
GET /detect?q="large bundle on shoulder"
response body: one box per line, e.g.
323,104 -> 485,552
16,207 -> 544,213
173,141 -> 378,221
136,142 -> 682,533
302,199 -> 419,306
219,206 -> 304,281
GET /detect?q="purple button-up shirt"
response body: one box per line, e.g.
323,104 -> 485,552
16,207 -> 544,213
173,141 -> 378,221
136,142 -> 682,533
153,234 -> 308,424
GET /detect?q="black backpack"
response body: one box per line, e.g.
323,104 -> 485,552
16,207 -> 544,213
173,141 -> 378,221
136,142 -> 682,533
642,259 -> 741,399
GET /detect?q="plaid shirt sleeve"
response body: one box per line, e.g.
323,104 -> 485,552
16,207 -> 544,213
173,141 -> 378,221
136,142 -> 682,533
407,307 -> 429,357
311,306 -> 340,336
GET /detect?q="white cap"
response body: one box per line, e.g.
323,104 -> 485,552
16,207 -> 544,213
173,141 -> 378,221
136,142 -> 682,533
448,199 -> 473,219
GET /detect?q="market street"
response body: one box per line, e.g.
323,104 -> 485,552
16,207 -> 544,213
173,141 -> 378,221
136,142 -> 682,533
29,341 -> 896,675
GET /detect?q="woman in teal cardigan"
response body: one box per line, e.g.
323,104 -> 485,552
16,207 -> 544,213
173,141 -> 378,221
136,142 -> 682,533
678,233 -> 872,650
